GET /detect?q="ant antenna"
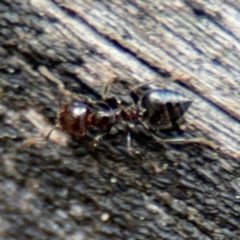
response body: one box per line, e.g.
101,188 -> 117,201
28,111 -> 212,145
130,80 -> 156,105
23,125 -> 61,147
130,80 -> 156,92
101,64 -> 117,101
58,90 -> 64,109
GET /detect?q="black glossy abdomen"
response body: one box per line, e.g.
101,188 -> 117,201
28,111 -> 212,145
141,89 -> 192,130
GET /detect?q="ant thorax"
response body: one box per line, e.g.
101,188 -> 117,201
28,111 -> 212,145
58,89 -> 192,138
58,100 -> 120,139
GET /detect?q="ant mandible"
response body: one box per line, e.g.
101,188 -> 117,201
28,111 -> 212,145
24,66 -> 217,151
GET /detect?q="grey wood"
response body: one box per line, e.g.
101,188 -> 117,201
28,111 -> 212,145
0,0 -> 239,239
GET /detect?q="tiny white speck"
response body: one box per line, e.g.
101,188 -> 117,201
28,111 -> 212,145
101,213 -> 110,222
110,177 -> 117,183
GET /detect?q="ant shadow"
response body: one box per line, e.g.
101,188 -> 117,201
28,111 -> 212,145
67,122 -> 189,164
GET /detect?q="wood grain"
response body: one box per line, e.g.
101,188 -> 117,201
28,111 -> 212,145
0,0 -> 240,239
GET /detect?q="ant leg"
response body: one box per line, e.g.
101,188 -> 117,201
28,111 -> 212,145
92,124 -> 114,147
127,130 -> 133,153
58,91 -> 63,109
38,66 -> 64,90
101,64 -> 116,100
136,119 -> 217,149
150,132 -> 218,149
102,77 -> 114,101
45,125 -> 60,141
38,66 -> 97,105
125,125 -> 142,160
23,125 -> 61,147
57,86 -> 97,105
92,132 -> 108,147
23,137 -> 45,147
125,129 -> 137,158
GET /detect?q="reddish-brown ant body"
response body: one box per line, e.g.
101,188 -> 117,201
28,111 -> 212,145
24,66 -> 217,150
54,88 -> 191,141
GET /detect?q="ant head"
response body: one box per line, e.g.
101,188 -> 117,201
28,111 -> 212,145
58,102 -> 90,137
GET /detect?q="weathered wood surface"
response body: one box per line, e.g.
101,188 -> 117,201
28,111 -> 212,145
0,0 -> 240,239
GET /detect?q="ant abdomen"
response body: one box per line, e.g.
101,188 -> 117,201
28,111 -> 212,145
141,89 -> 192,131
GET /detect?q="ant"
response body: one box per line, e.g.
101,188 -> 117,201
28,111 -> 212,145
24,66 -> 217,152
